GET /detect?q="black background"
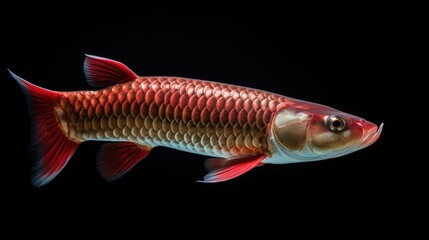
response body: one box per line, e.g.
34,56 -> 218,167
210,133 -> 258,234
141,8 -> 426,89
1,4 -> 400,230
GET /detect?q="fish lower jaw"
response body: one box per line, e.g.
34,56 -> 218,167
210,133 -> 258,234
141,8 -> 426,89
359,122 -> 384,149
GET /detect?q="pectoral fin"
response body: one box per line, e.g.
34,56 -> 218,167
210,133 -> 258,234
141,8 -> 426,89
199,155 -> 266,183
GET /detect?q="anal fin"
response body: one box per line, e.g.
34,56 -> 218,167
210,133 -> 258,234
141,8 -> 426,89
97,142 -> 151,181
199,155 -> 266,183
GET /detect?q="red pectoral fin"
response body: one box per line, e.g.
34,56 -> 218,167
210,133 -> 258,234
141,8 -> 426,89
97,142 -> 151,181
204,157 -> 229,172
199,155 -> 266,183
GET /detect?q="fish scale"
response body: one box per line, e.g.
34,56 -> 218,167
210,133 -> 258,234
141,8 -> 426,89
59,76 -> 286,158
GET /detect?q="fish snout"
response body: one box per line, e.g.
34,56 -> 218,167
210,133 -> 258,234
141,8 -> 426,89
358,119 -> 383,148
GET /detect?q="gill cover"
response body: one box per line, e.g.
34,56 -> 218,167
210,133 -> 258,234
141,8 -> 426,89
273,108 -> 310,152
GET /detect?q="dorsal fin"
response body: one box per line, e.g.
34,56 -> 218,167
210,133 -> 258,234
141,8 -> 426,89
83,54 -> 138,87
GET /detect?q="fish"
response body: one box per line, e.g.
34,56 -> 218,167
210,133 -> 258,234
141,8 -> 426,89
10,55 -> 383,187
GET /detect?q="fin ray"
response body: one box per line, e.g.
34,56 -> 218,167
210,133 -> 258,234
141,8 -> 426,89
204,157 -> 229,172
199,155 -> 266,183
84,55 -> 138,87
97,142 -> 151,181
9,70 -> 80,186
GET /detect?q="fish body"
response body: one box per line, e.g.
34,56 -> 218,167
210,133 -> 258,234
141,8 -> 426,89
60,76 -> 280,159
11,55 -> 383,186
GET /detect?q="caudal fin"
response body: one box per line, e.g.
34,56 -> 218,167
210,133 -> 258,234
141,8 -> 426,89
9,70 -> 80,187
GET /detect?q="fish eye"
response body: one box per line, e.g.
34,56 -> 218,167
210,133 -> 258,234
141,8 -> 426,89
327,115 -> 347,132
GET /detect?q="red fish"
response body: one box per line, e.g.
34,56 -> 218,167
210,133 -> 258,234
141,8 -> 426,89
10,55 -> 383,186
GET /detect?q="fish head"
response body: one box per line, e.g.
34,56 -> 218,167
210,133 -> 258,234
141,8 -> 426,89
271,101 -> 383,162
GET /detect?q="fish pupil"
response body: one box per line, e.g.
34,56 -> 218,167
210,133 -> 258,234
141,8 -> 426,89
332,119 -> 342,128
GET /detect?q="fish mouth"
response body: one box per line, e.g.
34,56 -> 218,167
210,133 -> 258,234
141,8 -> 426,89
359,122 -> 384,149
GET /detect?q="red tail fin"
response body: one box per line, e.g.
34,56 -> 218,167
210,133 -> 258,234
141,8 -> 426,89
9,70 -> 80,187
